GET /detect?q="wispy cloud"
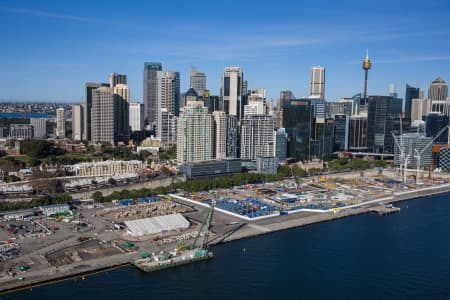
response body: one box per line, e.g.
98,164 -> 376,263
0,6 -> 129,27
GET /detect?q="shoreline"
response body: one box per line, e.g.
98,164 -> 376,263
1,184 -> 450,295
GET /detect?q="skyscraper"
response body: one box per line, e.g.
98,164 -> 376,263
91,86 -> 129,145
429,78 -> 449,115
405,84 -> 420,120
129,102 -> 145,132
367,96 -> 403,153
113,84 -> 130,142
334,114 -> 349,151
56,108 -> 65,138
226,115 -> 238,158
83,82 -> 109,141
349,115 -> 368,150
159,109 -> 177,146
177,101 -> 213,163
190,67 -> 206,95
113,84 -> 130,102
426,112 -> 449,144
411,98 -> 430,126
276,90 -> 295,128
155,71 -> 180,140
310,66 -> 325,100
143,62 -> 163,125
283,99 -> 313,161
109,73 -> 127,88
71,104 -> 84,141
212,111 -> 227,160
275,128 -> 288,163
222,67 -> 244,120
428,77 -> 448,101
240,115 -> 275,160
91,87 -> 115,145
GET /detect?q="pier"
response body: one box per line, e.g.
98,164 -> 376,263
370,204 -> 401,216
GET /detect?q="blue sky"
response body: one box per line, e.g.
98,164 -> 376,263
1,0 -> 450,103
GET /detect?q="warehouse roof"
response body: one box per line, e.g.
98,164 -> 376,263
124,213 -> 189,237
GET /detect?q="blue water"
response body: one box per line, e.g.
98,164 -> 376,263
0,113 -> 50,119
5,193 -> 450,300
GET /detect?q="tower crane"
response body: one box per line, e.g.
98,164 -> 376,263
392,115 -> 408,183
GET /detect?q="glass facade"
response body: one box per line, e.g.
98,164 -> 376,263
405,84 -> 420,120
282,99 -> 313,161
426,112 -> 449,144
367,96 -> 403,153
334,114 -> 349,151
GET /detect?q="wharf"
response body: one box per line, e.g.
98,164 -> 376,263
370,204 -> 400,215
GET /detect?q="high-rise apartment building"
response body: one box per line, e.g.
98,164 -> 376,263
310,66 -> 325,100
177,101 -> 213,163
226,115 -> 239,158
212,111 -> 227,160
159,109 -> 177,146
83,82 -> 109,141
56,108 -> 65,138
190,67 -> 206,95
113,84 -> 130,142
143,62 -> 163,125
30,118 -> 47,139
91,86 -> 129,145
91,87 -> 115,145
222,67 -> 244,120
129,102 -> 145,132
240,115 -> 275,160
109,73 -> 127,88
155,71 -> 180,140
72,104 -> 83,141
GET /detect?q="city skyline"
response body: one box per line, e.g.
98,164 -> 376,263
1,1 -> 450,103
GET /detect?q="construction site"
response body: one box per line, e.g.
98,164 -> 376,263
1,165 -> 450,294
172,166 -> 450,221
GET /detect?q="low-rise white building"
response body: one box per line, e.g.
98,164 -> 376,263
67,160 -> 146,176
39,204 -> 71,216
125,213 -> 190,237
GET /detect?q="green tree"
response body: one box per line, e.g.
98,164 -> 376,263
91,191 -> 104,202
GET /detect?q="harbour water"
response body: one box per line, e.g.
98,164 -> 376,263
0,113 -> 50,119
5,193 -> 450,300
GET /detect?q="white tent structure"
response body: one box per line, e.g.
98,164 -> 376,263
125,213 -> 190,237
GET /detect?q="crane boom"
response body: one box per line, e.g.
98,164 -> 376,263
191,199 -> 215,250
